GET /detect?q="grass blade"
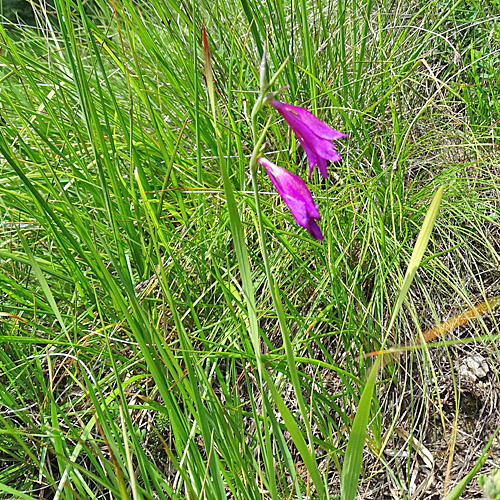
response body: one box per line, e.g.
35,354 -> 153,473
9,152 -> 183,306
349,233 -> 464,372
340,356 -> 381,500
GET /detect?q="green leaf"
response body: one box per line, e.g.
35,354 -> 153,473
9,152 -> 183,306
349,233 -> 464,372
340,356 -> 381,500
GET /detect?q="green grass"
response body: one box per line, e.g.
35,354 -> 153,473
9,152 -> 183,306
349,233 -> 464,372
0,0 -> 499,498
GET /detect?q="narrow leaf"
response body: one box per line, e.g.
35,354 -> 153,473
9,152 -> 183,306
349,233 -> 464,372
341,356 -> 381,500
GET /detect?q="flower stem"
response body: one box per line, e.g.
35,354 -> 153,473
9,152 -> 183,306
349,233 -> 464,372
249,104 -> 277,301
249,103 -> 318,461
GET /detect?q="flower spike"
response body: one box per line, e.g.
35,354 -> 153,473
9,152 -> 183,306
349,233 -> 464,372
258,157 -> 324,241
269,100 -> 347,179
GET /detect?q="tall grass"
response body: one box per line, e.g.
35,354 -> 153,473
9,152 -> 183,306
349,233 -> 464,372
0,0 -> 499,498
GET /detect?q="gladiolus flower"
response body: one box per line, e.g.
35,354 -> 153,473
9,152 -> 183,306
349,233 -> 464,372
269,99 -> 347,179
258,157 -> 324,240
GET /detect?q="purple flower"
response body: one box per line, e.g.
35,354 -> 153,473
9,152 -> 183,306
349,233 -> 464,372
269,99 -> 347,179
258,157 -> 324,241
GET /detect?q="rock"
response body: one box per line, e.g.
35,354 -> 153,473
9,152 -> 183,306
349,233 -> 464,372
458,354 -> 489,381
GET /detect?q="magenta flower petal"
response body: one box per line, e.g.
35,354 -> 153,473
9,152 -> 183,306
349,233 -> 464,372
316,158 -> 328,179
258,157 -> 324,241
270,99 -> 347,179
